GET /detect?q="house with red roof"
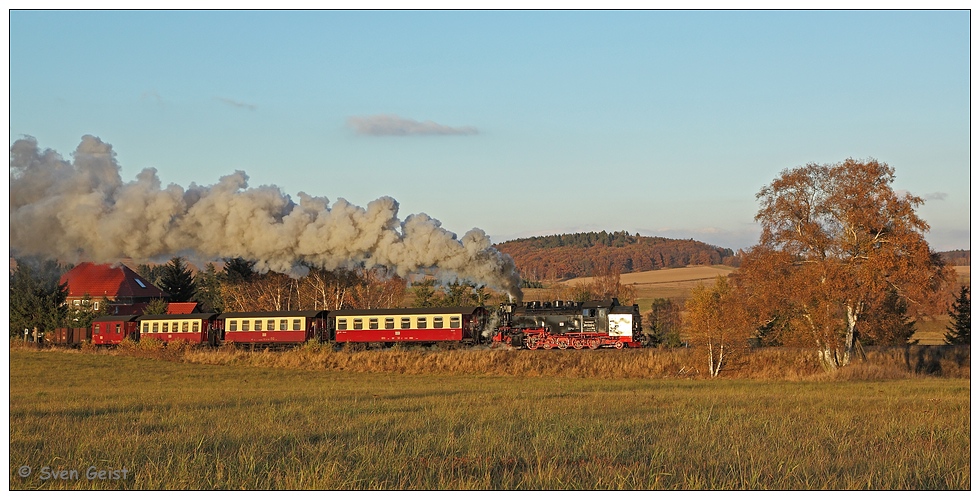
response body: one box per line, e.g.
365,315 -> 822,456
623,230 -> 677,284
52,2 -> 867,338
59,262 -> 169,315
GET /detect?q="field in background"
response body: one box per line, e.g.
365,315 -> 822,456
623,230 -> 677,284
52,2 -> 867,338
9,350 -> 971,490
522,265 -> 970,345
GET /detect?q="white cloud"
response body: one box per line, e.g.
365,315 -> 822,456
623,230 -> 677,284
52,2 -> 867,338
347,114 -> 478,136
214,96 -> 257,111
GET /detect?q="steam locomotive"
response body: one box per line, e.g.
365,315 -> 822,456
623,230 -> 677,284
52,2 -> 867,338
69,298 -> 643,350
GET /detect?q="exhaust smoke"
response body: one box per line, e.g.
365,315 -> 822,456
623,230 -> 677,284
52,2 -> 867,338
9,135 -> 523,301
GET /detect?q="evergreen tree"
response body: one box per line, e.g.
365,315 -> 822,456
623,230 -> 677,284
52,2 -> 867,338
945,286 -> 970,345
143,298 -> 170,315
9,259 -> 68,338
645,298 -> 683,347
442,280 -> 477,307
159,256 -> 197,302
222,257 -> 256,284
410,279 -> 436,307
193,263 -> 224,312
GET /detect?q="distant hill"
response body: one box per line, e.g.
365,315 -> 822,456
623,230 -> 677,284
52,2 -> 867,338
938,250 -> 970,266
494,231 -> 738,281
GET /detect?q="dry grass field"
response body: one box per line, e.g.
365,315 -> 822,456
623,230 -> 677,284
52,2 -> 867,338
8,348 -> 971,490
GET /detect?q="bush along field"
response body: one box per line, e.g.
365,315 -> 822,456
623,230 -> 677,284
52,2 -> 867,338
8,344 -> 971,490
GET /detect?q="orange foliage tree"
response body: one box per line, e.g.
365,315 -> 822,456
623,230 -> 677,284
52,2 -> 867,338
738,159 -> 955,368
685,276 -> 748,377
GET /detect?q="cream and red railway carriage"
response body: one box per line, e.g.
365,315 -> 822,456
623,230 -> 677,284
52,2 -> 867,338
138,313 -> 221,345
219,310 -> 328,346
329,306 -> 489,345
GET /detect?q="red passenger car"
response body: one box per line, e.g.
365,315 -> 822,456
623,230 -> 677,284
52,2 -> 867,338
219,310 -> 328,346
138,313 -> 221,345
91,315 -> 140,345
330,307 -> 488,345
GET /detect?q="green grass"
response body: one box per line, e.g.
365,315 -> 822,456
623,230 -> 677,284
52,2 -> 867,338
9,350 -> 970,489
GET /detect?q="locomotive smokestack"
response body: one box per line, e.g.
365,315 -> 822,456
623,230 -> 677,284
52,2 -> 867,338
9,135 -> 524,301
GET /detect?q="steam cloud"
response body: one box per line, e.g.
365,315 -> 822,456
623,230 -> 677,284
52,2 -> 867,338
9,135 -> 522,301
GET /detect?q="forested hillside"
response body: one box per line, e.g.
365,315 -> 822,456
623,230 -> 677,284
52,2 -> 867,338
495,231 -> 738,281
938,250 -> 970,266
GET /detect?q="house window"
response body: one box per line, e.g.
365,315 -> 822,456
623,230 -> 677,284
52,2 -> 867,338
73,300 -> 81,306
229,320 -> 238,332
450,316 -> 461,329
280,319 -> 288,331
293,319 -> 302,330
385,318 -> 395,329
337,319 -> 348,330
93,301 -> 99,311
417,317 -> 427,329
433,317 -> 444,328
401,317 -> 411,329
369,318 -> 379,330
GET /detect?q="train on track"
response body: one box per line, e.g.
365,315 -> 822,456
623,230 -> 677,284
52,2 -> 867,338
52,298 -> 643,350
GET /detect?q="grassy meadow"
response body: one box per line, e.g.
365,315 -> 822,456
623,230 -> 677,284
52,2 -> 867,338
8,347 -> 971,490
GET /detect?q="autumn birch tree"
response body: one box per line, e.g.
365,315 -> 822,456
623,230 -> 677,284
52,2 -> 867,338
749,159 -> 954,368
686,276 -> 747,377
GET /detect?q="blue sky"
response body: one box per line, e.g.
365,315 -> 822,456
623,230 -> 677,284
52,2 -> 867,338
8,10 -> 971,251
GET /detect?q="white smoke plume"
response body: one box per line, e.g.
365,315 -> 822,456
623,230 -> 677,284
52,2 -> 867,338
9,135 -> 523,301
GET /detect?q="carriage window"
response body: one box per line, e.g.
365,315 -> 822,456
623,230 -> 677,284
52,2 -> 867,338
433,317 -> 444,328
242,320 -> 250,331
280,319 -> 288,331
94,324 -> 101,335
385,318 -> 394,329
293,319 -> 302,330
267,320 -> 276,330
369,318 -> 379,330
152,322 -> 159,333
193,322 -> 200,333
115,324 -> 121,334
417,317 -> 427,329
172,322 -> 179,332
143,323 -> 149,333
450,316 -> 461,328
182,322 -> 189,333
337,319 -> 348,330
353,319 -> 362,330
162,322 -> 169,333
229,320 -> 238,332
401,317 -> 411,329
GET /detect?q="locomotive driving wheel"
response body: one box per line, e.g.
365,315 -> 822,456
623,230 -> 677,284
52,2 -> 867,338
588,339 -> 600,350
557,338 -> 569,350
614,340 -> 624,349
